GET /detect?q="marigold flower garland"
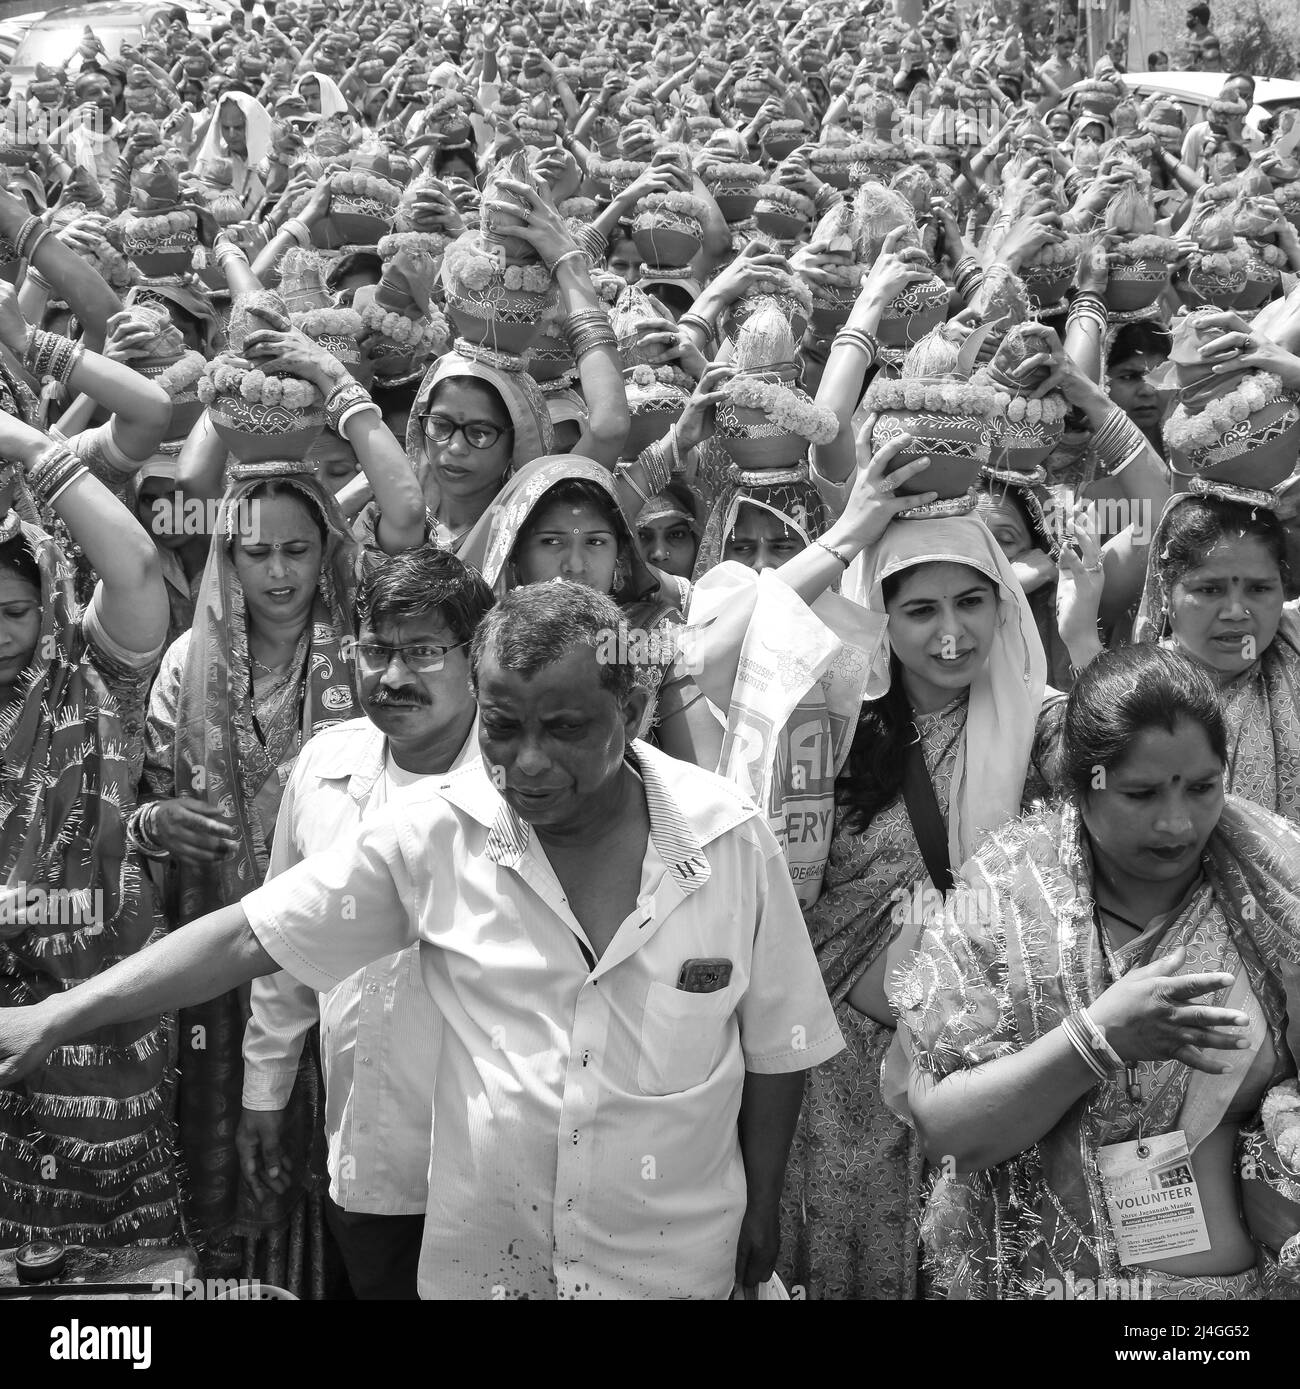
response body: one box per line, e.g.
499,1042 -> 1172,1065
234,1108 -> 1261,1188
198,359 -> 322,410
443,237 -> 551,295
865,377 -> 1003,417
357,298 -> 449,350
722,374 -> 839,444
1109,234 -> 1179,264
330,170 -> 402,205
638,190 -> 710,224
293,306 -> 365,337
123,207 -> 197,240
156,350 -> 206,396
1163,371 -> 1283,453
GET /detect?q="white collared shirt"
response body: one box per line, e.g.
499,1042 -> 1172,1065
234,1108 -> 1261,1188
243,741 -> 843,1299
242,717 -> 475,1214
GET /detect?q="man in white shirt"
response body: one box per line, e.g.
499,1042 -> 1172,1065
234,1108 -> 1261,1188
0,582 -> 843,1299
236,545 -> 493,1299
1181,72 -> 1257,168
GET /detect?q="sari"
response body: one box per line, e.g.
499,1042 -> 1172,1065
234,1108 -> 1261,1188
0,503 -> 178,1248
892,796 -> 1300,1299
352,346 -> 555,559
1134,495 -> 1300,825
142,471 -> 358,1291
687,516 -> 1049,1298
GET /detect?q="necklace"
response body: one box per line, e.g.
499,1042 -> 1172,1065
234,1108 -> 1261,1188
1095,902 -> 1146,936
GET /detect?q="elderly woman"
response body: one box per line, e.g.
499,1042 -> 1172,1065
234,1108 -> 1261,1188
0,405 -> 172,1247
894,645 -> 1300,1299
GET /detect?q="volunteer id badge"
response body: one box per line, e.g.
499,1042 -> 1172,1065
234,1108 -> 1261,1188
1098,1130 -> 1211,1264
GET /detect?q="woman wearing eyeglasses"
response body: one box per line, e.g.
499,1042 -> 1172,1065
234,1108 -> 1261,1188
392,180 -> 630,560
135,460 -> 362,1293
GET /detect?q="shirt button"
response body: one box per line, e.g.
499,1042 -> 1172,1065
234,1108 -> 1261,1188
571,1130 -> 579,1144
582,1050 -> 590,1067
362,1057 -> 373,1066
566,1199 -> 574,1211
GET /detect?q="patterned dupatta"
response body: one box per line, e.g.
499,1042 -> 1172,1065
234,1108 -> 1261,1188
1134,494 -> 1300,825
169,473 -> 359,917
164,472 -> 357,1257
0,499 -> 177,1245
894,797 -> 1300,1298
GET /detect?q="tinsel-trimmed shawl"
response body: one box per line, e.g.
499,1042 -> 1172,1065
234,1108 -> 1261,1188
892,797 -> 1300,1299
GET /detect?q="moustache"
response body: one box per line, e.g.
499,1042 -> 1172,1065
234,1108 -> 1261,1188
368,688 -> 430,707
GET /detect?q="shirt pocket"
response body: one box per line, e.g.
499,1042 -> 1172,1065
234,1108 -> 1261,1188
637,981 -> 733,1096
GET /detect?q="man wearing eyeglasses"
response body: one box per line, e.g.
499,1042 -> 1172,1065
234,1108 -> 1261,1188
235,544 -> 494,1299
1,582 -> 843,1299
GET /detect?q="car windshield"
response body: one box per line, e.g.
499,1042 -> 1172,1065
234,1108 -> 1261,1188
12,20 -> 142,68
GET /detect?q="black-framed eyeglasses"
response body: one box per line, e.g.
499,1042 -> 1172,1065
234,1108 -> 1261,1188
420,413 -> 512,450
353,640 -> 466,673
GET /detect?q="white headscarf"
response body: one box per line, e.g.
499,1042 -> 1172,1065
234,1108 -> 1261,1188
196,91 -> 273,174
294,70 -> 349,120
852,514 -> 1047,865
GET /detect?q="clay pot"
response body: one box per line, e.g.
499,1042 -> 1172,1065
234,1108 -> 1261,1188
632,210 -> 703,269
872,397 -> 990,508
1104,253 -> 1171,316
1020,259 -> 1078,312
1230,251 -> 1281,312
754,196 -> 810,240
120,222 -> 198,278
209,388 -> 325,464
138,358 -> 205,437
877,275 -> 949,355
1176,390 -> 1300,493
987,415 -> 1066,475
1177,257 -> 1249,310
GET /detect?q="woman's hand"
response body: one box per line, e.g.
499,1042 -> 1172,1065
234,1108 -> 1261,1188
1011,324 -> 1109,411
405,182 -> 464,235
1055,505 -> 1106,658
823,423 -> 935,558
777,147 -> 824,199
1071,237 -> 1109,295
674,361 -> 737,451
1088,946 -> 1250,1074
858,225 -> 931,306
148,797 -> 241,863
102,307 -> 160,363
0,281 -> 28,357
243,326 -> 347,393
300,177 -> 333,227
637,315 -> 709,381
702,247 -> 793,309
482,177 -> 576,269
617,163 -> 690,209
999,210 -> 1067,274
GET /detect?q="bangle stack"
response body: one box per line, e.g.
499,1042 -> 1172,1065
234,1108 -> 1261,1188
1092,403 -> 1147,478
26,441 -> 87,508
126,802 -> 169,860
617,435 -> 673,505
24,266 -> 53,295
13,214 -> 43,261
572,223 -> 608,263
952,254 -> 983,303
678,311 -> 717,347
1062,170 -> 1084,203
324,378 -> 379,435
1061,1009 -> 1119,1084
1068,290 -> 1108,335
812,184 -> 839,217
833,325 -> 879,367
562,307 -> 617,363
281,218 -> 311,248
25,328 -> 82,385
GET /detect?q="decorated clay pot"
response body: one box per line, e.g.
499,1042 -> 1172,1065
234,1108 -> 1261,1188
444,280 -> 547,358
1178,390 -> 1300,493
1231,251 -> 1282,312
632,210 -> 703,270
624,390 -> 687,455
1104,253 -> 1171,316
877,275 -> 949,356
138,358 -> 206,437
1178,257 -> 1249,310
1020,260 -> 1078,314
715,401 -> 807,468
329,198 -> 396,247
763,124 -> 805,162
527,330 -> 574,384
987,415 -> 1066,475
808,150 -> 858,191
209,389 -> 326,464
120,220 -> 198,278
754,192 -> 812,240
873,407 -> 987,509
808,286 -> 856,335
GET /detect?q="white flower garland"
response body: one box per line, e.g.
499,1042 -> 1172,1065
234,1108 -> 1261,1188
357,298 -> 448,349
198,359 -> 322,410
330,170 -> 401,206
155,350 -> 205,396
125,207 -> 197,239
723,375 -> 839,444
1163,371 -> 1282,453
865,376 -> 1002,417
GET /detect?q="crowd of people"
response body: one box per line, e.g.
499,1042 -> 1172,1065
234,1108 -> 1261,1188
0,0 -> 1297,1303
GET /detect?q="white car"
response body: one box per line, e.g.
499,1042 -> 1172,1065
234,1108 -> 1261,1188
1119,70 -> 1300,144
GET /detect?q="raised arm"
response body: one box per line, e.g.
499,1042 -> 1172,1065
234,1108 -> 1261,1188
1,411 -> 166,654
